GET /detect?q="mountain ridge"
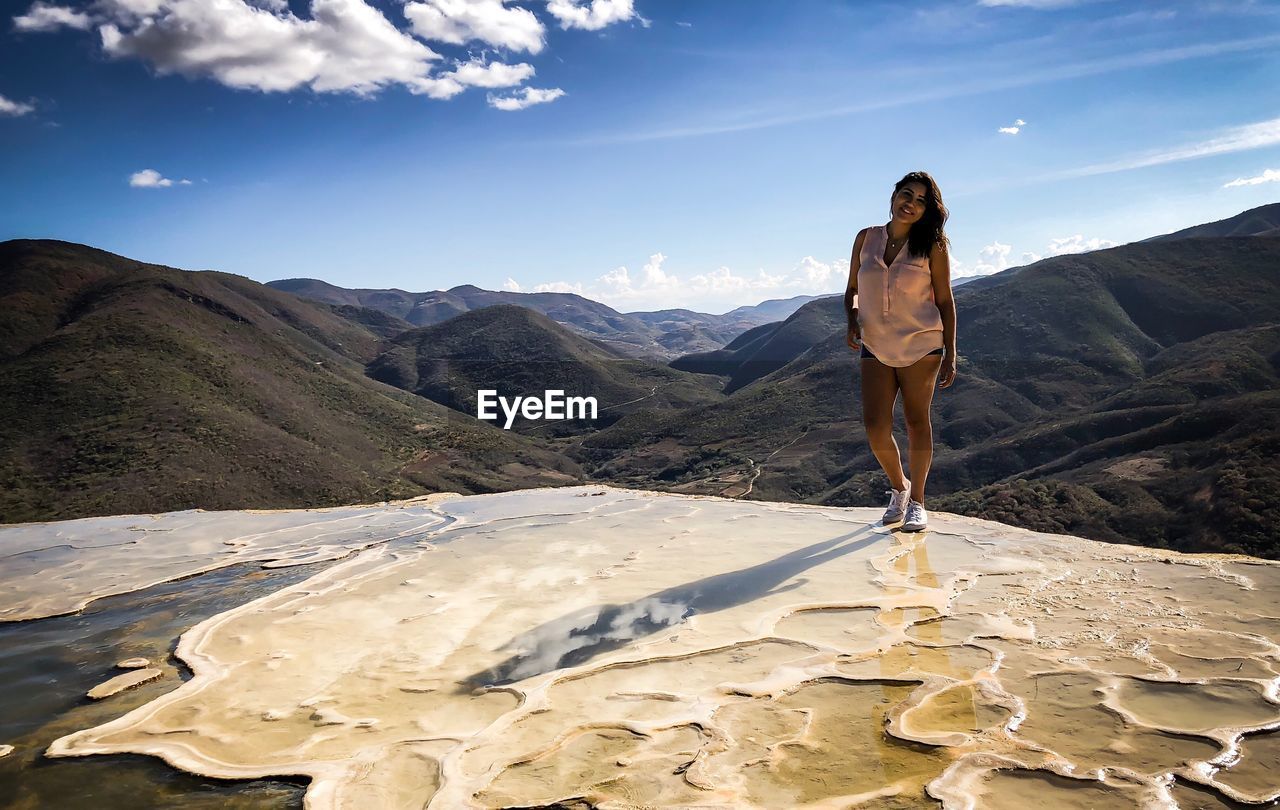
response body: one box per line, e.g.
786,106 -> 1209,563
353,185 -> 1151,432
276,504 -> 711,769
266,279 -> 821,360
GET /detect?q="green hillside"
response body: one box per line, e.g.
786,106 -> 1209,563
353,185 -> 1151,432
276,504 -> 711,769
5,207 -> 1278,558
578,230 -> 1280,558
0,241 -> 581,522
669,296 -> 848,393
367,304 -> 724,435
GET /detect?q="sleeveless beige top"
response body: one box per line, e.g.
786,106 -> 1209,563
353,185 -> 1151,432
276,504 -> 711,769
856,225 -> 944,367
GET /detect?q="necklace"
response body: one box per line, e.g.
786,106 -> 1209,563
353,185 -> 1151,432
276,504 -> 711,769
887,229 -> 905,247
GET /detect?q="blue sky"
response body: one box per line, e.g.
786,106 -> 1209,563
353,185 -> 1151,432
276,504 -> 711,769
2,0 -> 1278,313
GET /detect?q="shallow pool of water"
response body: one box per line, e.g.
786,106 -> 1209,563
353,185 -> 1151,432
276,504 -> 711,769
0,560 -> 337,808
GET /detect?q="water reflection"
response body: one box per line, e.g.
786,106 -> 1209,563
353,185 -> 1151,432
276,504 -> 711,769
0,561 -> 328,809
462,528 -> 877,688
882,532 -> 978,727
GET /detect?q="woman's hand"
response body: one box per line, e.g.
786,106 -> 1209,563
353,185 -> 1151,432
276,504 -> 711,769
938,354 -> 957,388
846,323 -> 862,351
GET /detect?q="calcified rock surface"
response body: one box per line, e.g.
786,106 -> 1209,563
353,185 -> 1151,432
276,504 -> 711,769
0,498 -> 452,622
86,668 -> 164,700
8,485 -> 1279,808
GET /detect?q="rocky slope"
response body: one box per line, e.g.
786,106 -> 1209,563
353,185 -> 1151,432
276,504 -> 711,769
0,240 -> 580,522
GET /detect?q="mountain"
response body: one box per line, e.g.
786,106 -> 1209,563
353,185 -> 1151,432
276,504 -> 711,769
1144,201 -> 1280,241
0,240 -> 581,523
624,308 -> 750,356
669,296 -> 847,393
268,279 -> 683,359
326,303 -> 415,338
7,204 -> 1278,558
575,222 -> 1280,559
366,304 -> 724,435
268,280 -> 825,361
721,293 -> 827,321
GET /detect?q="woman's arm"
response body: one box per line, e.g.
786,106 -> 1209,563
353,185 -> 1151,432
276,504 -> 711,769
930,240 -> 958,388
845,228 -> 868,348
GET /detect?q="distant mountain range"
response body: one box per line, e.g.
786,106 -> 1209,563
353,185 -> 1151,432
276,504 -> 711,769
3,204 -> 1277,560
266,277 -> 822,360
669,298 -> 847,393
365,304 -> 724,435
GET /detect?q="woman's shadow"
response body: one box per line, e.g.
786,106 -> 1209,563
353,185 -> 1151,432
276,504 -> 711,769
457,526 -> 880,691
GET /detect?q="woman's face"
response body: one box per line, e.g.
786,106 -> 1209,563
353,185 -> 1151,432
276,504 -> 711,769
890,181 -> 928,227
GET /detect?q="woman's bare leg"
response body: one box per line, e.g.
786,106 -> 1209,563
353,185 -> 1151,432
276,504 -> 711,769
861,358 -> 908,492
896,354 -> 944,503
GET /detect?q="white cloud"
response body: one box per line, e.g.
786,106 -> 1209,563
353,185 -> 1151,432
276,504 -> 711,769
129,168 -> 191,187
641,252 -> 674,285
99,0 -> 167,20
515,253 -> 847,311
545,0 -> 634,30
486,85 -> 564,110
502,277 -> 521,291
1223,168 -> 1280,188
1045,234 -> 1116,254
444,57 -> 534,88
675,20 -> 691,28
1052,116 -> 1280,180
13,2 -> 92,31
962,241 -> 1012,276
953,234 -> 1115,278
14,0 -> 625,104
998,117 -> 1027,135
597,265 -> 633,295
530,280 -> 583,294
95,0 -> 445,96
403,0 -> 544,53
795,256 -> 837,287
567,35 -> 1280,145
407,75 -> 466,99
0,94 -> 35,116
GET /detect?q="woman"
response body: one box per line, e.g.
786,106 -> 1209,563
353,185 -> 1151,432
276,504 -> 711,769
844,171 -> 957,532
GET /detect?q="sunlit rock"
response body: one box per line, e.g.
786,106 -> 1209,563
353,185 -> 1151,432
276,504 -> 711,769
0,485 -> 1273,808
86,668 -> 164,700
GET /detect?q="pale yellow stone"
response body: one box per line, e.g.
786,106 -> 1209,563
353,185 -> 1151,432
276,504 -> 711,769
18,485 -> 1278,810
0,493 -> 459,621
86,668 -> 163,700
116,657 -> 150,669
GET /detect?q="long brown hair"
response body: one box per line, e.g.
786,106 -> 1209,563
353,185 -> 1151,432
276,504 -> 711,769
894,171 -> 949,258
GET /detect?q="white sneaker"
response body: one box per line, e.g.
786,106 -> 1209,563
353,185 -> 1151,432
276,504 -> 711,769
901,500 -> 928,532
881,481 -> 910,524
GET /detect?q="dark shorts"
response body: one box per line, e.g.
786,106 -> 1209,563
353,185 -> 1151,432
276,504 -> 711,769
861,345 -> 944,360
